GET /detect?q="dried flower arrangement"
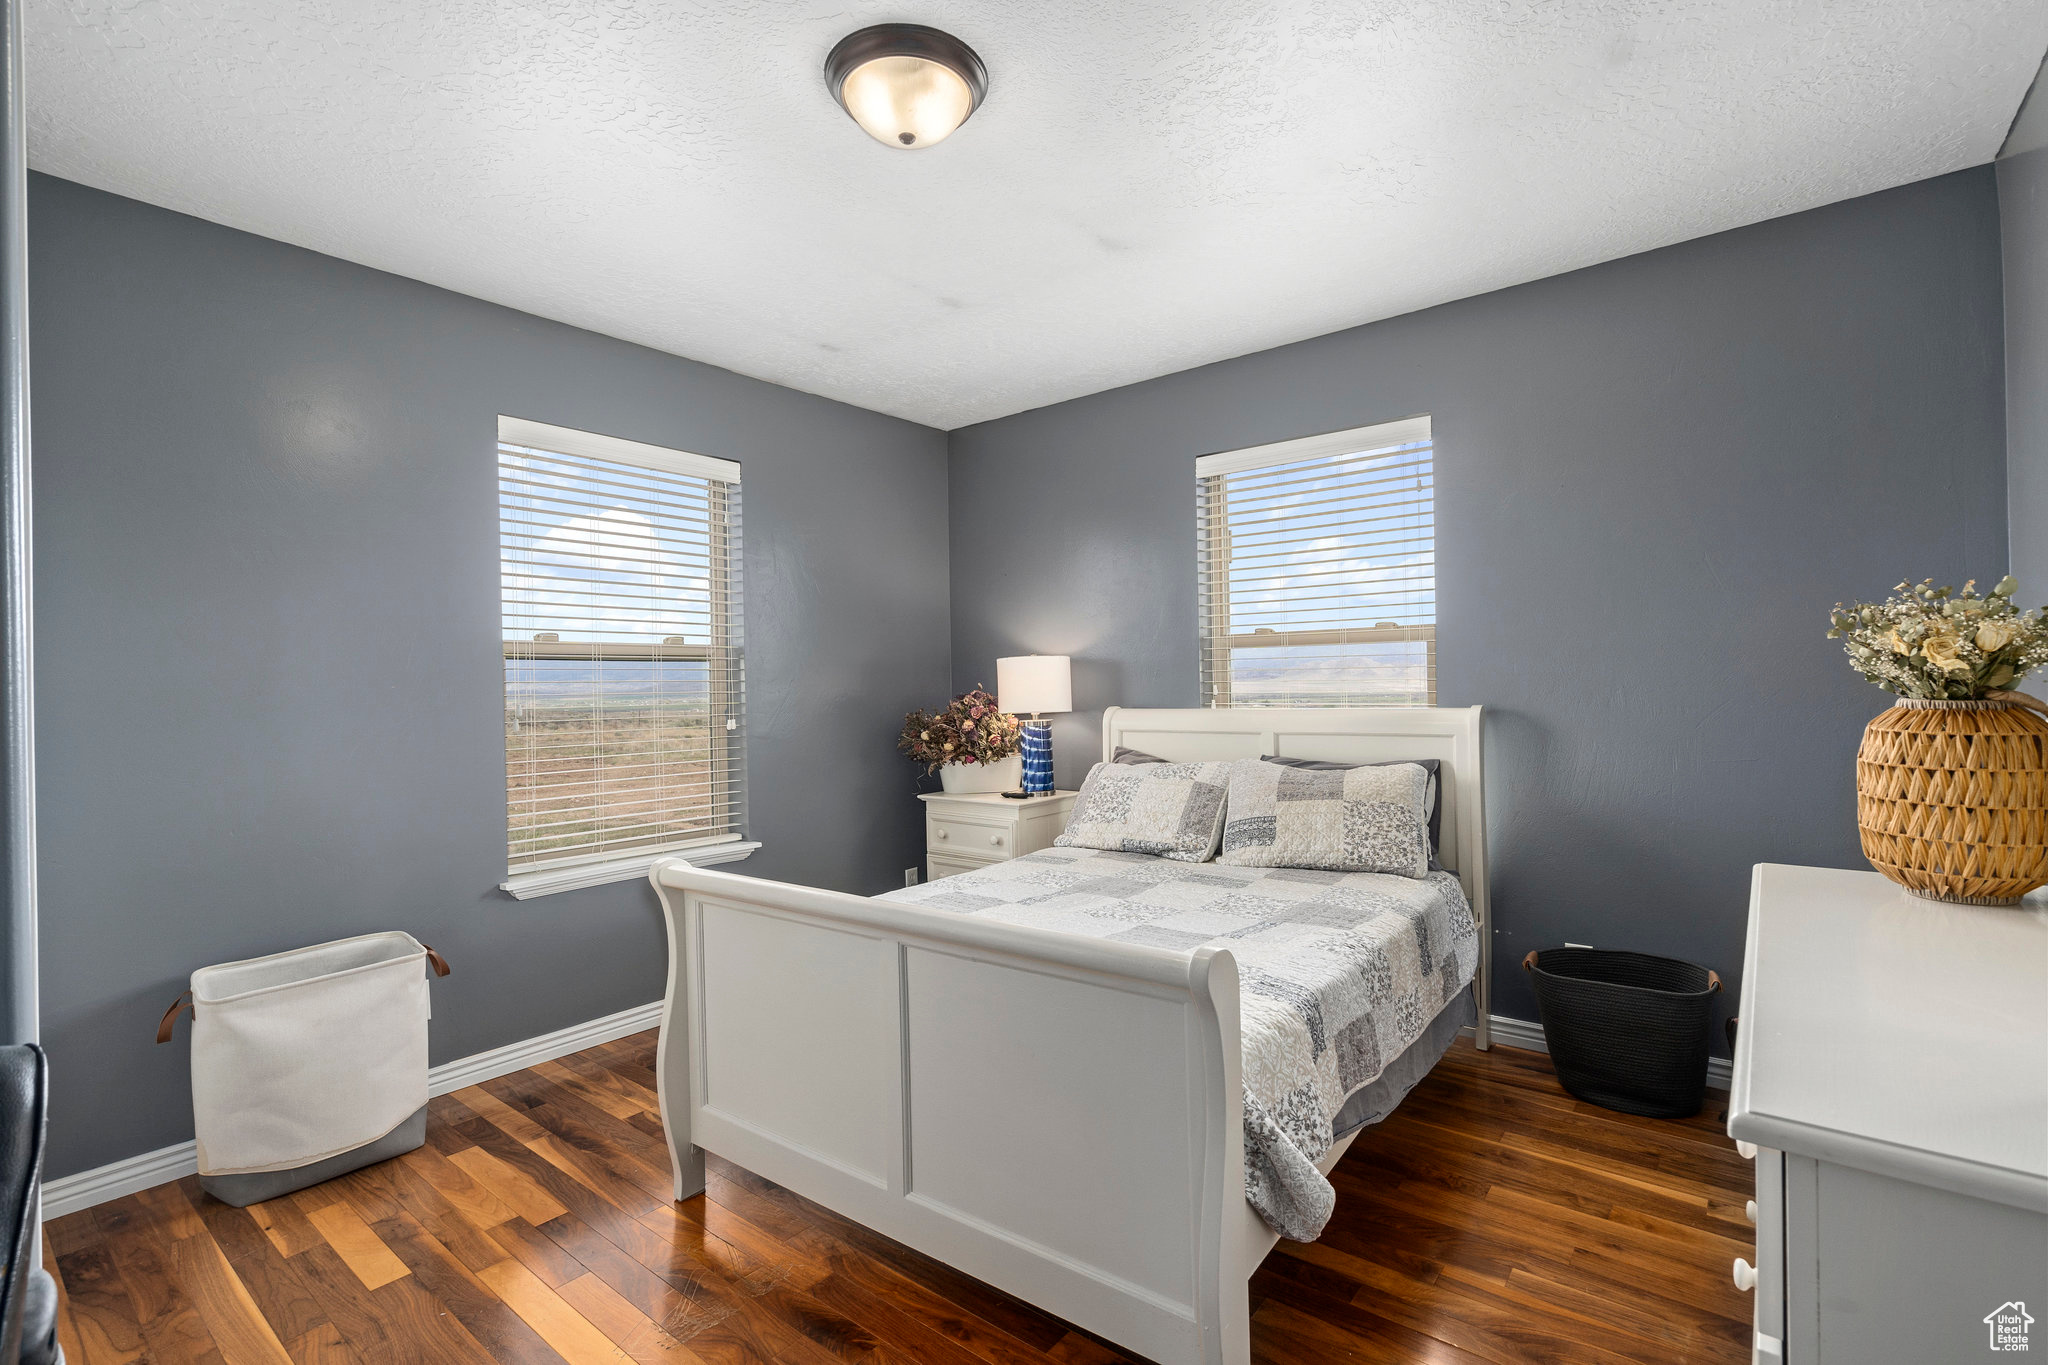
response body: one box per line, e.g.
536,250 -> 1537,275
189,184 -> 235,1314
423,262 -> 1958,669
1828,576 -> 2048,705
1835,577 -> 2048,905
898,687 -> 1023,774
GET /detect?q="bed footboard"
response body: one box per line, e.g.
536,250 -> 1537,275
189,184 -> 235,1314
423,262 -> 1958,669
650,859 -> 1252,1365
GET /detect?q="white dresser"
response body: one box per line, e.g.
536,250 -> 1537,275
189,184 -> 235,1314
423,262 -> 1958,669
918,790 -> 1076,882
1729,864 -> 2048,1364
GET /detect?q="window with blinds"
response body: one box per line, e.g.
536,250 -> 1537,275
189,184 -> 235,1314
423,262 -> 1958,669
1197,416 -> 1434,708
498,417 -> 745,871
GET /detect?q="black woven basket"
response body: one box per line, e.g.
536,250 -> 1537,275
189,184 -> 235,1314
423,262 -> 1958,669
1523,948 -> 1721,1119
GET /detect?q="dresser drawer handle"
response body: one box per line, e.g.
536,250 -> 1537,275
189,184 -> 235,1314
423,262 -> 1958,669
1736,1141 -> 1757,1160
935,829 -> 948,841
989,834 -> 1004,847
1733,1258 -> 1757,1292
1745,1199 -> 1757,1224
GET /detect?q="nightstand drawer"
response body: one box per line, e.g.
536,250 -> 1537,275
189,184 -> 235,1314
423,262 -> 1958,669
928,850 -> 1000,881
918,790 -> 1076,882
927,813 -> 1014,856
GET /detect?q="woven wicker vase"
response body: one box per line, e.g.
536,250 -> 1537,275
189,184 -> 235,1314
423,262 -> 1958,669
1855,698 -> 2048,906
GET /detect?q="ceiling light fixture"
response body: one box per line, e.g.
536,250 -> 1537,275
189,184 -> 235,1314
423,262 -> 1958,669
824,24 -> 987,150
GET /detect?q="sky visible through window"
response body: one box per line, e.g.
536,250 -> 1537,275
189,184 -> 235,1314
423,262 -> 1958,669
1206,436 -> 1434,706
499,441 -> 740,866
500,443 -> 716,647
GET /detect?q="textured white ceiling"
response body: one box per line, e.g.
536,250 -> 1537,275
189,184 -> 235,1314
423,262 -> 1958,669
28,1 -> 2048,429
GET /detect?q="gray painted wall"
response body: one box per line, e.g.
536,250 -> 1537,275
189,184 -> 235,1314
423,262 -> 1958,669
948,168 -> 2008,1041
2003,148 -> 2047,600
31,173 -> 950,1178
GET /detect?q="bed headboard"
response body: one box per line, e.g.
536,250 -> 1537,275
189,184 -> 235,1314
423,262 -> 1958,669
1100,705 -> 1492,1037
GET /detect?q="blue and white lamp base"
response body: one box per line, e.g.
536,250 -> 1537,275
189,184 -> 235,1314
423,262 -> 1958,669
1019,719 -> 1054,795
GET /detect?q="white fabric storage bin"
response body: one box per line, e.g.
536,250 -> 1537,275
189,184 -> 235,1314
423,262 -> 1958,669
182,932 -> 439,1181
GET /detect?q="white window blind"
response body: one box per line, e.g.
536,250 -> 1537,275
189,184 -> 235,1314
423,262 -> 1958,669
1197,416 -> 1435,708
498,417 -> 745,872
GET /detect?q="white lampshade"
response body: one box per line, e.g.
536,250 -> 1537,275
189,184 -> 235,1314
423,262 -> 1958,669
997,655 -> 1072,715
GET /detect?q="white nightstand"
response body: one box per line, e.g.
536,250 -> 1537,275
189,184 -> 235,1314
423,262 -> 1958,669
917,790 -> 1077,882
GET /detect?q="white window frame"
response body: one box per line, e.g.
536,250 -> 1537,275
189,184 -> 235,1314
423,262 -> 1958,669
497,416 -> 757,900
1197,415 -> 1436,709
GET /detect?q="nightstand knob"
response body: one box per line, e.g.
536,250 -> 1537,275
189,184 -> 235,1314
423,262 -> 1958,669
934,828 -> 948,841
1733,1258 -> 1756,1292
1736,1141 -> 1757,1160
1746,1200 -> 1757,1224
989,834 -> 1003,847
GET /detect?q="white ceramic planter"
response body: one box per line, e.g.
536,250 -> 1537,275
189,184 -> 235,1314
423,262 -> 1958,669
938,755 -> 1022,794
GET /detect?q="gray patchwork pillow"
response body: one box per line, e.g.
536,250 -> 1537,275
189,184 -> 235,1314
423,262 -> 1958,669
1054,760 -> 1232,862
1262,755 -> 1441,862
1217,759 -> 1431,877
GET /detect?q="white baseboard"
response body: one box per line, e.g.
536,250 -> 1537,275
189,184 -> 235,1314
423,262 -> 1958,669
1466,1012 -> 1734,1091
425,1000 -> 661,1095
41,999 -> 662,1220
40,1141 -> 201,1222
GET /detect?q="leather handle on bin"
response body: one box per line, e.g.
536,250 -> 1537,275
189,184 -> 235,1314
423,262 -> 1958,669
155,990 -> 192,1044
423,944 -> 451,978
1521,950 -> 1539,972
1707,969 -> 1722,993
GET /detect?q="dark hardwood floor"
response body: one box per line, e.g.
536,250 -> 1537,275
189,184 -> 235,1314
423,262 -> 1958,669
44,1031 -> 1755,1364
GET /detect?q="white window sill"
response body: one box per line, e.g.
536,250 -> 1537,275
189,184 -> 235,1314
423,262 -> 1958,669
500,839 -> 761,901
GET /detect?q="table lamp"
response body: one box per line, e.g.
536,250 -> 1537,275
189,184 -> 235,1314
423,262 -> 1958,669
997,655 -> 1071,796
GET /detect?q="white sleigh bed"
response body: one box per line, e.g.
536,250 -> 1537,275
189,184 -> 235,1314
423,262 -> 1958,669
648,705 -> 1491,1365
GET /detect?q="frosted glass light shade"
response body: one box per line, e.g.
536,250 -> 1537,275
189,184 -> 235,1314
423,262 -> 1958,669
841,57 -> 974,148
998,655 -> 1072,715
825,25 -> 987,150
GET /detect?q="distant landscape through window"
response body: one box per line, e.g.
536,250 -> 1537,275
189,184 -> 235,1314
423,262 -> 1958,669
499,419 -> 745,870
1198,417 -> 1435,707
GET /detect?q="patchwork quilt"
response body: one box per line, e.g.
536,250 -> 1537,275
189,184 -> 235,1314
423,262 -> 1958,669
880,847 -> 1478,1241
